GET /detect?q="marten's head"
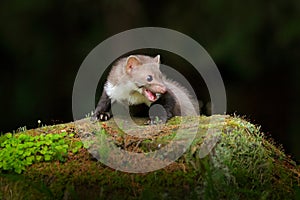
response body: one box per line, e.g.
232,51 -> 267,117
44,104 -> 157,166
125,55 -> 167,102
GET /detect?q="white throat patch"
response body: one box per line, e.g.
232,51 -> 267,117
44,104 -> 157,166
104,81 -> 151,106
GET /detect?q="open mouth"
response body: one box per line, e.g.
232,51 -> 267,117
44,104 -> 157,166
144,88 -> 160,102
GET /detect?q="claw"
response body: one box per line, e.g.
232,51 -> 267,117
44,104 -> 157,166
99,113 -> 111,121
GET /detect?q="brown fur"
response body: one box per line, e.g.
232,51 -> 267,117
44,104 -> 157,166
93,55 -> 198,123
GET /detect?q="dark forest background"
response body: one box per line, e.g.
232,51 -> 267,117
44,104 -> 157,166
0,0 -> 300,160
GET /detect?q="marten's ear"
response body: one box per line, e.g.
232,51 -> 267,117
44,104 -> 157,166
126,55 -> 141,74
154,55 -> 160,64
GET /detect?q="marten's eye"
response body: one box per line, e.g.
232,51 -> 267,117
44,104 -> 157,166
146,75 -> 153,82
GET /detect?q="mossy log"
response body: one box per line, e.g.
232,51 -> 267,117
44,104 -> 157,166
0,115 -> 299,200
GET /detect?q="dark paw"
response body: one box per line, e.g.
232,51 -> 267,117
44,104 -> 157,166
149,104 -> 168,125
91,112 -> 112,121
149,115 -> 167,125
99,113 -> 111,121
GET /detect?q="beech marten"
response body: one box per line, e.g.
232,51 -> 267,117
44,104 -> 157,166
92,55 -> 197,124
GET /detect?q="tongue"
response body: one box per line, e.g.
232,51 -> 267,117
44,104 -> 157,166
145,89 -> 157,102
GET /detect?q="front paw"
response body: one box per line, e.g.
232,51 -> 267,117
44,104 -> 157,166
91,112 -> 112,121
149,104 -> 168,125
149,115 -> 167,125
99,112 -> 111,121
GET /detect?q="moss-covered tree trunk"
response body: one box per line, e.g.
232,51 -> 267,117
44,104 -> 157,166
0,115 -> 299,200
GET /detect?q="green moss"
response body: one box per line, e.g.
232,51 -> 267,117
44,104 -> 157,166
0,115 -> 299,199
